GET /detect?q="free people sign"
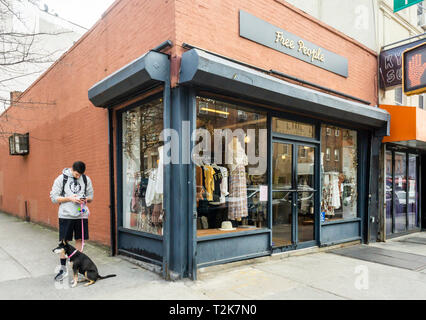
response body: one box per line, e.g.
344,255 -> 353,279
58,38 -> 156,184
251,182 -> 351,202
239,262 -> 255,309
394,0 -> 423,12
239,10 -> 348,77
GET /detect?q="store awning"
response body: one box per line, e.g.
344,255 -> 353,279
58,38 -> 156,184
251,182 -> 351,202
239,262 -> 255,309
380,104 -> 426,150
180,49 -> 390,133
88,51 -> 170,108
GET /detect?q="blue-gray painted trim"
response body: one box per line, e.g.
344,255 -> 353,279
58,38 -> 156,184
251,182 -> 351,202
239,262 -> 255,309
239,10 -> 348,77
188,89 -> 198,280
118,227 -> 163,240
118,249 -> 163,266
197,228 -> 271,242
196,231 -> 270,266
321,218 -> 362,226
320,237 -> 362,247
88,51 -> 170,108
320,220 -> 361,245
162,80 -> 172,280
179,48 -> 390,130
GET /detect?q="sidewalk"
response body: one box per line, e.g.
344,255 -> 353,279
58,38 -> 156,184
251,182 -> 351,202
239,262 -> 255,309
1,212 -> 426,300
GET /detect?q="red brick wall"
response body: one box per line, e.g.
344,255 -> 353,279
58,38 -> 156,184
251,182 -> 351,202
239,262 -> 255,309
0,0 -> 175,246
0,0 -> 378,248
174,0 -> 377,105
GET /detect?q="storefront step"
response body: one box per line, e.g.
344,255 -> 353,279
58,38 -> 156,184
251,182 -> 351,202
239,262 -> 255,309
119,254 -> 162,277
197,240 -> 360,280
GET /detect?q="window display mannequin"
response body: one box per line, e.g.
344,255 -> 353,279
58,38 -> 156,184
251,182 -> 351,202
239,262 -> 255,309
227,136 -> 248,222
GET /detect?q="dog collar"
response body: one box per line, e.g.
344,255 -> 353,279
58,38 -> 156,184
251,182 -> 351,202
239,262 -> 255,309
68,249 -> 78,259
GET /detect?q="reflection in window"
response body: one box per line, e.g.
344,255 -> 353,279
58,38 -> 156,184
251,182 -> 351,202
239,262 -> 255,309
122,98 -> 164,235
321,125 -> 357,221
394,152 -> 407,233
408,154 -> 418,229
334,149 -> 340,162
195,97 -> 268,236
325,147 -> 331,161
272,117 -> 315,138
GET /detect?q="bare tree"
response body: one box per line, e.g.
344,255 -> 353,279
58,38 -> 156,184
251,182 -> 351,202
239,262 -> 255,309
0,0 -> 81,111
0,0 -> 86,140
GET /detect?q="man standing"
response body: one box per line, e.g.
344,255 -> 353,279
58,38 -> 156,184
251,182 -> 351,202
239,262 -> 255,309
50,161 -> 94,281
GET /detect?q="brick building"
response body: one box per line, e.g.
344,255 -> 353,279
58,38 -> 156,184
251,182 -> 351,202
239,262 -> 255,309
0,0 -> 389,280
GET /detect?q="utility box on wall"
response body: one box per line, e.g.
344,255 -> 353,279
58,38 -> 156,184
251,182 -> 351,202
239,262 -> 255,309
9,133 -> 29,156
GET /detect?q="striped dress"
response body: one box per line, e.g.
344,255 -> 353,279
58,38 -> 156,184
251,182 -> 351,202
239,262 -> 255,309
228,164 -> 248,220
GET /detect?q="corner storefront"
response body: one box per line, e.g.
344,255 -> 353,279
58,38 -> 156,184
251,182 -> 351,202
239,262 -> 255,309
88,4 -> 390,280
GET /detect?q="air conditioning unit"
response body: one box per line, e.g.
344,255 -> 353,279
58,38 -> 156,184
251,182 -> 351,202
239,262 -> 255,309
9,133 -> 29,156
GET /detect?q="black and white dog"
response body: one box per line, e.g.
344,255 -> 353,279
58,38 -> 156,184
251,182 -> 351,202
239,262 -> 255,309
53,241 -> 116,287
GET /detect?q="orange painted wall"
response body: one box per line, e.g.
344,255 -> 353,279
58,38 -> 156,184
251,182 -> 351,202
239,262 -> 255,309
379,104 -> 425,143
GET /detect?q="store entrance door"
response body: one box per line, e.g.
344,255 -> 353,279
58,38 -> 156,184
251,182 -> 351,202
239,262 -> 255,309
272,140 -> 317,249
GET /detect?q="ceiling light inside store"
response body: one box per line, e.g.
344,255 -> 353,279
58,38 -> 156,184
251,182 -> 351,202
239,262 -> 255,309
200,107 -> 229,115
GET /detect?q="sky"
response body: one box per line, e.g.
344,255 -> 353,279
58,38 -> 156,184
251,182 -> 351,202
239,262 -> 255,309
39,0 -> 116,29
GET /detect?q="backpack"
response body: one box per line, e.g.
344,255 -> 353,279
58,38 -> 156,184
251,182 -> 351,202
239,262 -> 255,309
60,174 -> 87,197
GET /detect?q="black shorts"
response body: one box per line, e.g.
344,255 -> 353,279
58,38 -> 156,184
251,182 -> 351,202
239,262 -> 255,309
59,218 -> 89,241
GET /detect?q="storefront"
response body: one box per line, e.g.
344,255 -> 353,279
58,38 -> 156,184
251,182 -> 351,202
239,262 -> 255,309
385,147 -> 421,236
380,104 -> 425,238
88,38 -> 389,278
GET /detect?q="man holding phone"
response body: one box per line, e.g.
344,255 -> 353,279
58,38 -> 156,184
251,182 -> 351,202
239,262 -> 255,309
50,161 -> 94,281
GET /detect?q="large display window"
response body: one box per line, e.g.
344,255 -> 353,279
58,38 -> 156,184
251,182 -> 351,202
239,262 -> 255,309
194,96 -> 268,236
321,125 -> 358,221
121,97 -> 164,235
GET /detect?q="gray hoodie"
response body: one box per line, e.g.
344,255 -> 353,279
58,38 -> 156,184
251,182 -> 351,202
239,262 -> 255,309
50,168 -> 94,219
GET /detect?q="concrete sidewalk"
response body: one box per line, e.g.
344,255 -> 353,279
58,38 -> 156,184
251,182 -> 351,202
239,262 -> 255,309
1,212 -> 426,300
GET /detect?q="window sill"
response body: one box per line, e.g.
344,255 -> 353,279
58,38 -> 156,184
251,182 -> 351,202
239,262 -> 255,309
321,217 -> 361,226
118,226 -> 163,240
197,227 -> 270,242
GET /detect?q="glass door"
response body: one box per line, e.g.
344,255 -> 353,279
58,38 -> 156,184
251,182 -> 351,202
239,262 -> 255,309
386,149 -> 420,236
296,145 -> 316,243
272,141 -> 317,248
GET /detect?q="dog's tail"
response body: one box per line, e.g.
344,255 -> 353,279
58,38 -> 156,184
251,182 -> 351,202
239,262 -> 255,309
98,274 -> 116,280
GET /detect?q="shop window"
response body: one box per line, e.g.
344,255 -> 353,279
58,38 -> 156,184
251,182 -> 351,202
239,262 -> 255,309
321,125 -> 357,221
121,97 -> 164,235
195,97 -> 268,236
272,117 -> 315,138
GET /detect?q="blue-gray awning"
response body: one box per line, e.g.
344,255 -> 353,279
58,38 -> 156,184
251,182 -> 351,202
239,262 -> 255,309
180,49 -> 390,133
88,51 -> 170,108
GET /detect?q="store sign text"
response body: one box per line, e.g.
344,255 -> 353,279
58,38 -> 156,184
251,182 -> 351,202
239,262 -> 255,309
275,31 -> 325,63
239,10 -> 348,77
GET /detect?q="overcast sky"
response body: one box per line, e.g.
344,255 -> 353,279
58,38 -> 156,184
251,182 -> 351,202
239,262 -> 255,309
40,0 -> 116,29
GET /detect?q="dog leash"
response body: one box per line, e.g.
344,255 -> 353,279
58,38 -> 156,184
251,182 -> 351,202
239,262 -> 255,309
66,199 -> 89,260
77,200 -> 89,252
